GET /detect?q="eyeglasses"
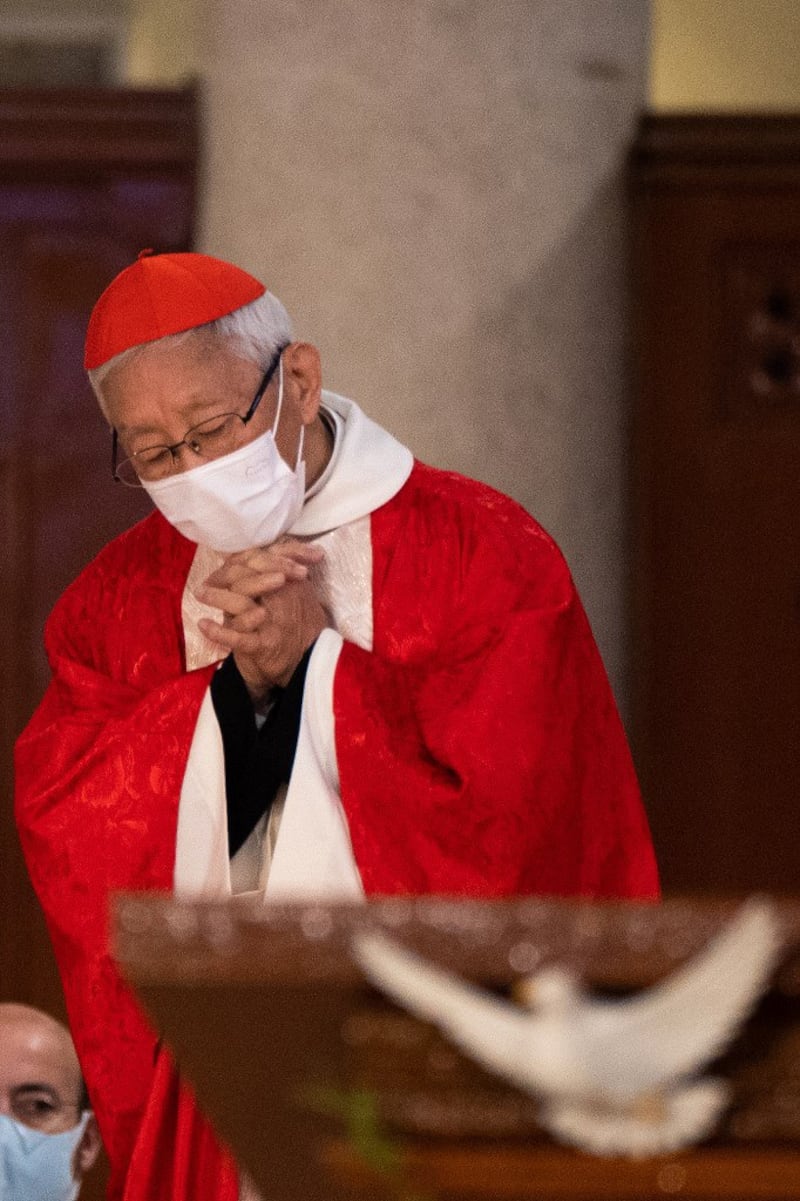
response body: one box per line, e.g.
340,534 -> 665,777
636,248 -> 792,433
112,346 -> 285,487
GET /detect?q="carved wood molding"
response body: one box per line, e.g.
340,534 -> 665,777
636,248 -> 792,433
0,85 -> 197,174
114,894 -> 800,991
326,1142 -> 800,1200
630,114 -> 800,187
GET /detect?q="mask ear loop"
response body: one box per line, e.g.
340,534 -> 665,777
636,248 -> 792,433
271,354 -> 285,434
271,352 -> 306,472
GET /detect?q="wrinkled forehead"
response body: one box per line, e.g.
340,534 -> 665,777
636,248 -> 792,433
0,1006 -> 81,1099
102,330 -> 263,434
106,326 -> 228,386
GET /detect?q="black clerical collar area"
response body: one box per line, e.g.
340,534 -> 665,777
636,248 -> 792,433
210,646 -> 314,858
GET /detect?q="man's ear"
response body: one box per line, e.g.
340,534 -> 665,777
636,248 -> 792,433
73,1114 -> 102,1178
284,341 -> 322,422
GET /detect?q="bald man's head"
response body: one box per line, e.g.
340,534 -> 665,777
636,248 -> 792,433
0,1002 -> 101,1185
0,1004 -> 84,1134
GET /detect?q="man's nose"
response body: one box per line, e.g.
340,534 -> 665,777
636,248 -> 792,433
170,440 -> 204,471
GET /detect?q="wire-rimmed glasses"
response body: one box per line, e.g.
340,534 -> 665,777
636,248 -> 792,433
111,346 -> 285,487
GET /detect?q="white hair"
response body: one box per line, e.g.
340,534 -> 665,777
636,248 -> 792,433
87,290 -> 294,417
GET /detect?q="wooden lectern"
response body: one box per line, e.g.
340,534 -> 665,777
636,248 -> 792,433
114,896 -> 800,1200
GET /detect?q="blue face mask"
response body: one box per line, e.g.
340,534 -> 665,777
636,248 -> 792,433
0,1112 -> 89,1201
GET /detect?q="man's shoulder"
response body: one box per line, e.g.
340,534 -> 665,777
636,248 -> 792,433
379,460 -> 573,598
395,460 -> 561,552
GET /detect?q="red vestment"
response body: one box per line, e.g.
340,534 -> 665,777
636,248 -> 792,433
15,462 -> 658,1200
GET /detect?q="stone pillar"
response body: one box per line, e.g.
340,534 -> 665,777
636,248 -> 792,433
199,0 -> 650,704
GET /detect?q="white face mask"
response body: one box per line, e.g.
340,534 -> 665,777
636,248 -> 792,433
0,1112 -> 89,1201
141,357 -> 306,552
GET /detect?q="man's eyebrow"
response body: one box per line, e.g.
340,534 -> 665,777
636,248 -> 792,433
119,398 -> 236,439
11,1082 -> 60,1100
117,424 -> 164,439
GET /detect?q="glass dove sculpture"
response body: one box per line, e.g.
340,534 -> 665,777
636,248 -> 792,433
351,898 -> 781,1158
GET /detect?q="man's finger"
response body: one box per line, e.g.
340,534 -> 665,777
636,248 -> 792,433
194,586 -> 257,616
196,574 -> 286,610
223,571 -> 303,600
198,618 -> 261,654
220,542 -> 324,574
227,605 -> 270,634
209,563 -> 307,593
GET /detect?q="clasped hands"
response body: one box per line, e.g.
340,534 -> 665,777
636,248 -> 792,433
196,539 -> 327,707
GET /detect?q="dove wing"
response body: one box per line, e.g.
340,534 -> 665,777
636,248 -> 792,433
579,898 -> 781,1101
352,930 -> 569,1093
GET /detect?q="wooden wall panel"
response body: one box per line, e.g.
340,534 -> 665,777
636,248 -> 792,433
629,116 -> 800,893
0,86 -> 196,1199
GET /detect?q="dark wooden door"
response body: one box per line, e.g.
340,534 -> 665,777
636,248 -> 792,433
0,86 -> 196,1197
629,116 -> 800,893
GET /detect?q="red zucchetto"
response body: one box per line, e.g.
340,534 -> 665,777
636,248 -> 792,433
84,250 -> 266,370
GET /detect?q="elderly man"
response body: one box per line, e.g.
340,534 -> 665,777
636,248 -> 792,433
0,1002 -> 101,1199
15,251 -> 658,1201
